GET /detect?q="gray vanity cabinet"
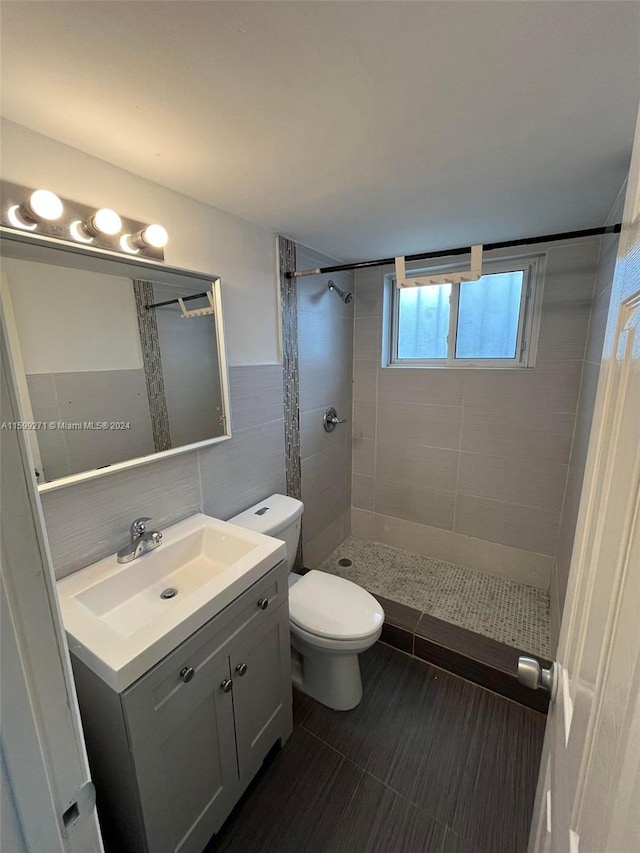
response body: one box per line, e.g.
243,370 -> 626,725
123,637 -> 240,853
71,561 -> 292,853
230,605 -> 292,782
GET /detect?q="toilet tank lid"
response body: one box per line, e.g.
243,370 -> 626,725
227,494 -> 303,536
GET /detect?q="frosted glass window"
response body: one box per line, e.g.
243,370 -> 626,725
397,283 -> 450,359
388,257 -> 540,368
455,271 -> 523,359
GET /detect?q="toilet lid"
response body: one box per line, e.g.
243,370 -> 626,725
289,571 -> 384,640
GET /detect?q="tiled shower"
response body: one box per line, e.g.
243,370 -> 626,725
295,216 -> 621,660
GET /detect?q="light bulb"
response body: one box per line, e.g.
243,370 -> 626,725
26,189 -> 63,221
132,223 -> 168,249
91,208 -> 122,235
143,224 -> 168,248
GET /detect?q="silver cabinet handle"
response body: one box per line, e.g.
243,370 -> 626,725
235,663 -> 247,677
180,666 -> 195,683
220,679 -> 233,693
517,656 -> 557,700
257,598 -> 269,610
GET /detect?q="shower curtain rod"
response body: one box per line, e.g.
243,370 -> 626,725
287,224 -> 622,278
146,291 -> 208,309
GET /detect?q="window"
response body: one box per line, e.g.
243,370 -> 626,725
386,256 -> 543,368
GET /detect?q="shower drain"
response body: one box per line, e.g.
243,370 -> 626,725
160,588 -> 178,599
337,558 -> 353,568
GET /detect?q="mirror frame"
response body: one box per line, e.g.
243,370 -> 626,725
0,227 -> 232,492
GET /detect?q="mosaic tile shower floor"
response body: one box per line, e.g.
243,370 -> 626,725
319,536 -> 550,658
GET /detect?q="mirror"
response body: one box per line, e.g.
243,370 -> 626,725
0,232 -> 231,490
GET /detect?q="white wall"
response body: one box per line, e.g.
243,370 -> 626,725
0,120 -> 281,366
4,258 -> 141,373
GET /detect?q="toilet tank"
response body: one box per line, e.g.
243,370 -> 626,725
228,494 -> 304,572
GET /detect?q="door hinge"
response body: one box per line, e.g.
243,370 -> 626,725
60,780 -> 96,837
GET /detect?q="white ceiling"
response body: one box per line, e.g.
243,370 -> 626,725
1,1 -> 638,261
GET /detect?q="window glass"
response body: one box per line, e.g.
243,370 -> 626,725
397,282 -> 450,359
455,271 -> 523,359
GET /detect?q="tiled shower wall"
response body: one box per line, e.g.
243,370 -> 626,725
296,245 -> 354,567
553,190 -> 624,643
41,364 -> 286,579
352,238 -> 602,593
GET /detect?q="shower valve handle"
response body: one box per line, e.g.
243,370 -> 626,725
323,407 -> 348,432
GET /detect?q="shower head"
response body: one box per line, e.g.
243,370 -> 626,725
328,280 -> 353,304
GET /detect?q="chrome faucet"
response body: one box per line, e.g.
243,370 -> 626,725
117,517 -> 163,564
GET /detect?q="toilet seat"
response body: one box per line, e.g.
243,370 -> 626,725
288,570 -> 384,641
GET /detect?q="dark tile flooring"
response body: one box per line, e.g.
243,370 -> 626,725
375,595 -> 551,713
213,643 -> 545,853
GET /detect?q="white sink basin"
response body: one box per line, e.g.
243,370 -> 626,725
57,513 -> 286,691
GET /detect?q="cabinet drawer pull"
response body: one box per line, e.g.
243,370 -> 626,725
220,679 -> 233,693
180,666 -> 195,683
257,598 -> 269,610
235,662 -> 247,676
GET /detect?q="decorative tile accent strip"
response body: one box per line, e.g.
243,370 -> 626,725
133,280 -> 172,453
320,536 -> 550,658
278,236 -> 303,568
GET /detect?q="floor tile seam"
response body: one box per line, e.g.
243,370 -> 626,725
356,763 -> 463,850
299,724 -> 370,773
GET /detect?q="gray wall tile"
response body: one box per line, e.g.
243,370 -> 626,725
461,408 -> 575,463
455,494 -> 559,556
375,441 -> 458,492
229,364 -> 284,432
377,402 -> 461,450
352,438 -> 375,476
375,478 -> 455,530
352,473 -> 375,511
353,359 -> 377,402
354,316 -> 380,359
42,452 -> 201,579
200,419 -> 286,520
457,451 -> 568,513
377,367 -> 464,406
301,445 -> 349,505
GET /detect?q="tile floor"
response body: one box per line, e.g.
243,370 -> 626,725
213,643 -> 545,853
319,537 -> 550,658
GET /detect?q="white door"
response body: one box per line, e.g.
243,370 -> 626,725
528,108 -> 640,853
0,319 -> 103,851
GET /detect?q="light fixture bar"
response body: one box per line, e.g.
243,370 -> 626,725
0,181 -> 168,262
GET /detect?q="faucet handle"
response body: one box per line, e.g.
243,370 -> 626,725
131,517 -> 152,537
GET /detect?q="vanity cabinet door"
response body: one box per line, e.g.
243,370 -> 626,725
230,601 -> 293,784
124,642 -> 240,853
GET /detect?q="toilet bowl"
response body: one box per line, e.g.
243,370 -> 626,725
228,494 -> 384,711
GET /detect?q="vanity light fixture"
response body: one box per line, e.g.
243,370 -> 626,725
2,181 -> 168,261
7,188 -> 63,230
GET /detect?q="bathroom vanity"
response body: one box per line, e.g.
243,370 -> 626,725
58,516 -> 293,853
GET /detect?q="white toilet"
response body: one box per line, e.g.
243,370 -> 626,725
228,494 -> 384,711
